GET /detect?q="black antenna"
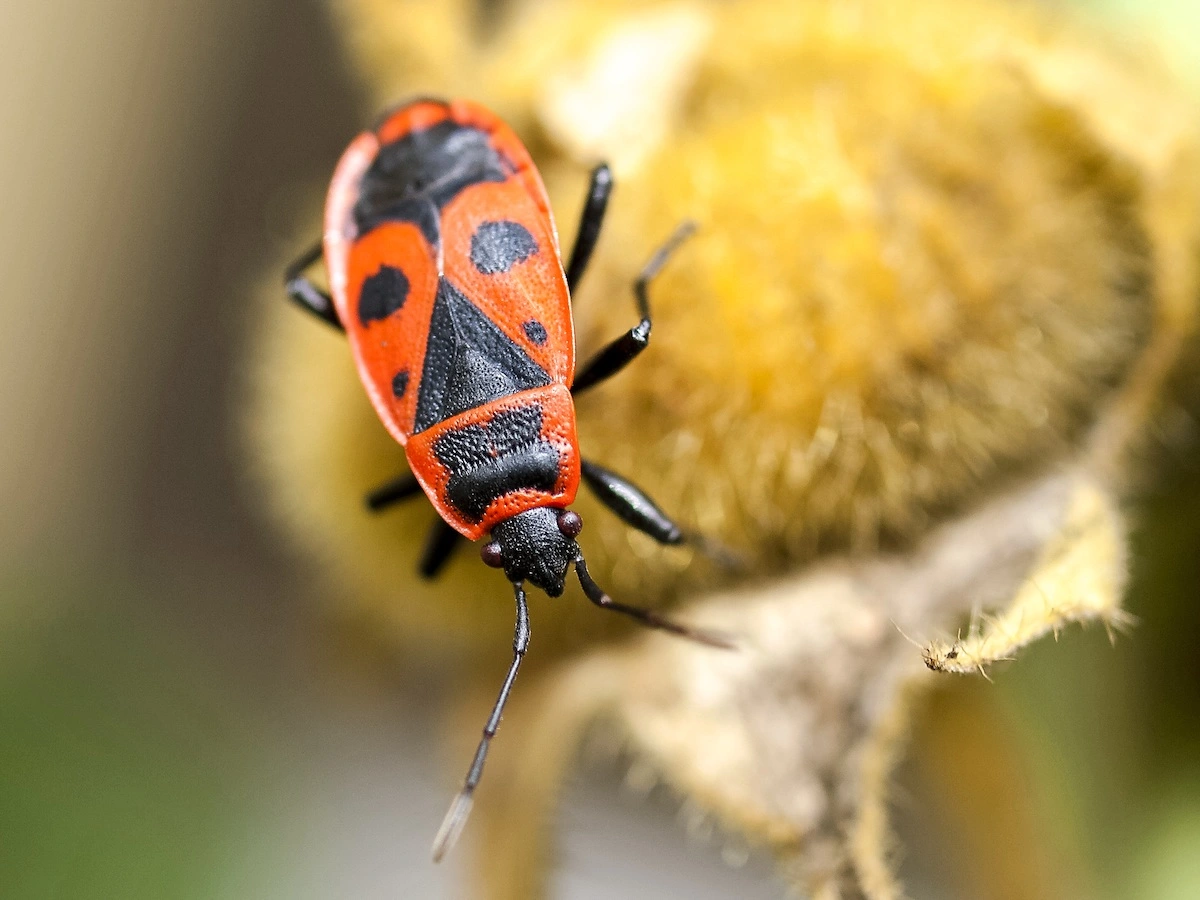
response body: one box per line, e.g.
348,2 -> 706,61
574,555 -> 735,649
431,582 -> 531,862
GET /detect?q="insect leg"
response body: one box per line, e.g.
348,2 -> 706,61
285,239 -> 343,330
580,459 -> 742,567
571,221 -> 695,395
580,459 -> 683,545
364,472 -> 423,511
564,163 -> 613,294
419,519 -> 463,579
431,582 -> 531,862
574,556 -> 734,649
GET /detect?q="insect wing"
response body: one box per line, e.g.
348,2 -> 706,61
441,178 -> 574,385
340,221 -> 440,445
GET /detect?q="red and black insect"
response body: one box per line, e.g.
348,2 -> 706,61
285,98 -> 726,859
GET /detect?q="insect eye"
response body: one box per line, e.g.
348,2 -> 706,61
557,510 -> 583,538
480,541 -> 505,568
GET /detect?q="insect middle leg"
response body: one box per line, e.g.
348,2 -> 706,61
571,221 -> 696,395
284,239 -> 343,330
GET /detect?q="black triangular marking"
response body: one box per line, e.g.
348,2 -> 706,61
443,349 -> 518,413
414,279 -> 551,433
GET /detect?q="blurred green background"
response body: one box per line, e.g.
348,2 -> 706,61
1,1 -> 1197,898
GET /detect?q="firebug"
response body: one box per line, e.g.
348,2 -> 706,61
284,97 -> 728,860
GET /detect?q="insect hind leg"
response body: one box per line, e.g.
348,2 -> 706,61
564,163 -> 613,294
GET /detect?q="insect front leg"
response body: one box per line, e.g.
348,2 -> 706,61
284,239 -> 343,330
571,221 -> 695,394
580,459 -> 683,545
365,475 -> 463,579
580,459 -> 742,568
418,519 -> 463,579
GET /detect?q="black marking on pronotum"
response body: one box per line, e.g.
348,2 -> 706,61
523,320 -> 548,345
432,404 -> 561,521
414,279 -> 551,432
354,120 -> 515,245
392,370 -> 410,398
470,220 -> 539,274
358,265 -> 410,326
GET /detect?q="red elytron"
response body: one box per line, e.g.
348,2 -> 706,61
284,97 -> 728,860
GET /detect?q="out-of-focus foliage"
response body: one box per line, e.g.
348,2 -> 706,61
243,0 -> 1200,897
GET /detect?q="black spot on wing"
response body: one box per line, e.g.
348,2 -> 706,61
358,265 -> 410,326
391,370 -> 409,398
470,220 -> 539,274
432,404 -> 561,521
354,121 -> 514,246
523,320 -> 548,345
414,279 -> 551,433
